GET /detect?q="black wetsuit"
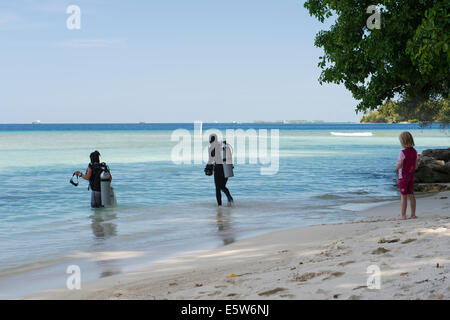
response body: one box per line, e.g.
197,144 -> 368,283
88,162 -> 103,208
214,164 -> 233,206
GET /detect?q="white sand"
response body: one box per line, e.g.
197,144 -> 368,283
26,192 -> 450,300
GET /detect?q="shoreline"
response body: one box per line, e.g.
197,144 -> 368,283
0,199 -> 368,299
23,191 -> 450,300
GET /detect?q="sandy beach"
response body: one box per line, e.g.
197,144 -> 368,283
25,191 -> 450,300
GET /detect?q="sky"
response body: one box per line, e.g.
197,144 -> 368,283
0,0 -> 362,123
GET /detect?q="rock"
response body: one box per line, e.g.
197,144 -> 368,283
415,166 -> 450,183
444,162 -> 450,174
415,149 -> 450,183
415,183 -> 450,192
378,238 -> 400,243
372,247 -> 390,254
421,148 -> 450,162
418,155 -> 438,166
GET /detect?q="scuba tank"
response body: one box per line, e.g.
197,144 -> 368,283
222,141 -> 234,178
223,163 -> 234,178
100,170 -> 115,207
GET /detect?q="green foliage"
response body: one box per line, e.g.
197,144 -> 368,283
360,99 -> 449,124
406,1 -> 449,79
437,99 -> 450,123
360,110 -> 388,123
361,100 -> 403,123
304,0 -> 449,117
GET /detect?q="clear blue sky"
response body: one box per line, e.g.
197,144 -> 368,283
0,0 -> 361,123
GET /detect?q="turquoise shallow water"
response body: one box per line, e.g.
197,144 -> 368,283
0,123 -> 448,298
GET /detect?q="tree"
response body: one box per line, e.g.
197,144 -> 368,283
304,0 -> 449,118
360,100 -> 403,123
360,99 -> 449,124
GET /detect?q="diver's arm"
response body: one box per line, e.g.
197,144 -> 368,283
75,168 -> 92,180
83,168 -> 92,180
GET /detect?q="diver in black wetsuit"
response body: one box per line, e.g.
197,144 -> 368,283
74,150 -> 112,208
214,163 -> 233,206
207,134 -> 233,206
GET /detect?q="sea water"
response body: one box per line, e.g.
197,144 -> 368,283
0,123 -> 448,298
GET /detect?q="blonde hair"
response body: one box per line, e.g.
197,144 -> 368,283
399,131 -> 415,148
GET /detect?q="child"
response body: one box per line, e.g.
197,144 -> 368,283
396,131 -> 419,220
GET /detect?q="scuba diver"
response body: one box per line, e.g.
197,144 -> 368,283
205,134 -> 234,206
74,150 -> 112,208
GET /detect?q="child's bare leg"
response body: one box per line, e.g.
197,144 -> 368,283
400,195 -> 407,219
408,194 -> 417,218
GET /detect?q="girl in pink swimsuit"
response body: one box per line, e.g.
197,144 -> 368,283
396,131 -> 419,220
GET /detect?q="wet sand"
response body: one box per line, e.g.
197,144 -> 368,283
25,192 -> 450,300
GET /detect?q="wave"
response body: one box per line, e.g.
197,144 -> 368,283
347,190 -> 370,195
0,257 -> 69,277
330,132 -> 373,137
313,194 -> 344,200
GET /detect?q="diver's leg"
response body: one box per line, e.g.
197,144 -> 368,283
222,178 -> 233,202
91,191 -> 96,208
216,186 -> 222,206
91,191 -> 102,208
214,172 -> 222,206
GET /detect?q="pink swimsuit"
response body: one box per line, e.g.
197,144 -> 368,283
397,147 -> 418,195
